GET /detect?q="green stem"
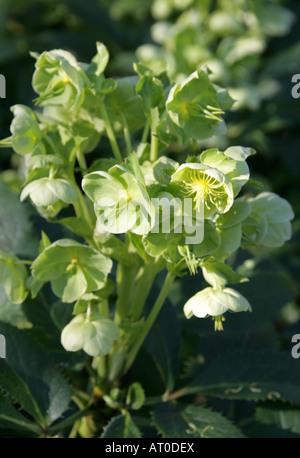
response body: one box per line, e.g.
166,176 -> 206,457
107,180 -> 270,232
141,119 -> 150,143
150,132 -> 159,162
76,149 -> 87,171
114,262 -> 137,324
130,260 -> 156,319
98,97 -> 122,162
92,355 -> 107,379
123,271 -> 175,375
121,113 -> 132,156
72,187 -> 97,249
73,185 -> 94,227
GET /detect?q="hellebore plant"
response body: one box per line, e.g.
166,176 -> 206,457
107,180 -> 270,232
0,42 -> 295,435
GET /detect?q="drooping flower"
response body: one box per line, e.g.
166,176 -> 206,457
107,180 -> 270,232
61,312 -> 119,357
20,177 -> 77,208
183,286 -> 251,330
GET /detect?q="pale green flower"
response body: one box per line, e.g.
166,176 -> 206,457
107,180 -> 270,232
171,162 -> 234,215
82,165 -> 155,235
61,312 -> 119,357
32,49 -> 89,110
31,239 -> 112,303
242,192 -> 294,248
166,69 -> 232,140
10,105 -> 43,156
183,286 -> 251,330
20,177 -> 77,208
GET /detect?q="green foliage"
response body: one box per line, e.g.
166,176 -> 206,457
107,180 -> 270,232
152,402 -> 245,438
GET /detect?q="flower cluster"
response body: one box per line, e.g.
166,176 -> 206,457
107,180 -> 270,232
0,41 -> 295,370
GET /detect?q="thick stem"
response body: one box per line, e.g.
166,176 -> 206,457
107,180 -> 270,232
114,262 -> 137,324
141,119 -> 150,143
123,271 -> 175,375
73,186 -> 95,228
76,149 -> 87,171
121,113 -> 132,156
150,132 -> 159,162
98,97 -> 123,162
130,259 -> 156,319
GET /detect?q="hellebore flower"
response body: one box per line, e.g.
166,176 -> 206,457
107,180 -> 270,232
31,239 -> 112,303
166,70 -> 232,140
171,163 -> 234,215
20,177 -> 77,208
32,49 -> 88,110
61,312 -> 119,357
10,105 -> 43,156
183,286 -> 251,330
82,165 -> 155,235
166,69 -> 230,140
200,146 -> 255,197
242,192 -> 294,248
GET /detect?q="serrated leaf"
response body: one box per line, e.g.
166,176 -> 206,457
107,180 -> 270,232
178,350 -> 300,403
0,321 -> 72,425
101,412 -> 142,438
0,359 -> 44,424
153,402 -> 244,438
0,395 -> 39,433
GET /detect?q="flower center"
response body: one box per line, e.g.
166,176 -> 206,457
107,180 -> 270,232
62,73 -> 71,84
184,170 -> 227,211
182,101 -> 190,114
66,257 -> 78,273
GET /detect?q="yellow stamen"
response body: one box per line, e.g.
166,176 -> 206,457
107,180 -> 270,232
213,315 -> 225,331
184,170 -> 226,211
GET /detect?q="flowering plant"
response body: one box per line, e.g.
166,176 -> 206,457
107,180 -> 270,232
0,41 -> 296,438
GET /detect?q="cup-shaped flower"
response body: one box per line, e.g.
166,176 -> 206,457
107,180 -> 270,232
82,165 -> 155,235
31,239 -> 113,303
200,146 -> 255,197
10,105 -> 43,156
32,49 -> 89,110
184,286 -> 251,330
0,250 -> 28,304
166,69 -> 231,140
242,192 -> 294,248
171,163 -> 234,216
61,312 -> 119,357
20,177 -> 77,210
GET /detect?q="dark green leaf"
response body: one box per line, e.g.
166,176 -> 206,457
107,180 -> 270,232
101,412 -> 142,438
0,321 -> 72,425
153,402 -> 244,438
